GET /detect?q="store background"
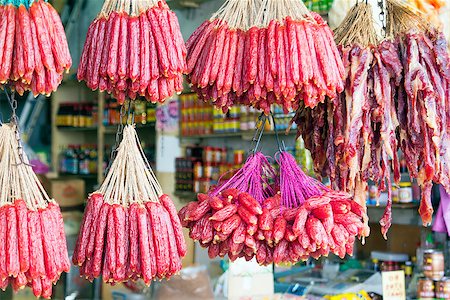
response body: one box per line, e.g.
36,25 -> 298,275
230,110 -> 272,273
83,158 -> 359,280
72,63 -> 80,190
0,0 -> 450,299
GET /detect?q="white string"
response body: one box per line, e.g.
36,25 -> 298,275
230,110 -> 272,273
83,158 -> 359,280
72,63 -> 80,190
210,0 -> 316,30
99,0 -> 160,18
98,125 -> 162,206
0,124 -> 51,211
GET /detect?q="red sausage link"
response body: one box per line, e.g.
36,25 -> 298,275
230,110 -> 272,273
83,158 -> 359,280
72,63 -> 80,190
0,6 -> 15,83
107,14 -> 121,82
159,194 -> 187,257
6,205 -> 20,277
28,210 -> 46,279
77,20 -> 96,81
15,200 -> 29,273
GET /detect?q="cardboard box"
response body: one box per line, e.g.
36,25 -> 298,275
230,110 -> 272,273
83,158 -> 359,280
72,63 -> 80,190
40,177 -> 86,208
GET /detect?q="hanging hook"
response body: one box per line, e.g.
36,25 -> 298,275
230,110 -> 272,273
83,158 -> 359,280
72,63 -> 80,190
249,113 -> 267,154
378,0 -> 386,37
3,87 -> 33,167
126,99 -> 135,125
270,111 -> 285,153
105,100 -> 128,175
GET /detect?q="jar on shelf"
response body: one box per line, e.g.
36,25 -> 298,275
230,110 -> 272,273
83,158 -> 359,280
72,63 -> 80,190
399,182 -> 413,203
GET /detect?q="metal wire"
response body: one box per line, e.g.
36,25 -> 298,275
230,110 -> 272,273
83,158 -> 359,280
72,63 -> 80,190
105,100 -> 129,175
379,0 -> 386,37
270,112 -> 286,152
250,113 -> 267,154
3,87 -> 32,167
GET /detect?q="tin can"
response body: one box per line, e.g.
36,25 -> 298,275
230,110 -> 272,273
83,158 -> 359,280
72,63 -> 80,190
214,148 -> 222,164
193,179 -> 200,193
399,182 -> 413,203
221,147 -> 227,163
234,150 -> 245,165
418,277 -> 435,299
436,277 -> 450,299
392,186 -> 399,203
204,147 -> 214,163
424,250 -> 445,280
204,163 -> 212,178
193,162 -> 202,179
369,185 -> 378,202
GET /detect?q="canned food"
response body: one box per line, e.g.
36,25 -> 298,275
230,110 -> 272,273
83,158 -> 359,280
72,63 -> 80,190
193,179 -> 200,193
193,162 -> 202,179
436,278 -> 450,299
214,148 -> 222,164
234,150 -> 245,165
424,250 -> 445,280
204,163 -> 212,178
221,147 -> 227,163
392,186 -> 399,203
204,147 -> 214,163
369,185 -> 378,201
399,182 -> 413,203
418,277 -> 435,299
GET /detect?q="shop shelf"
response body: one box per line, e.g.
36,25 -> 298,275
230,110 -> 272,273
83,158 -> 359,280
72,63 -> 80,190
181,129 -> 296,140
57,173 -> 98,179
174,191 -> 197,200
104,123 -> 156,134
56,126 -> 98,131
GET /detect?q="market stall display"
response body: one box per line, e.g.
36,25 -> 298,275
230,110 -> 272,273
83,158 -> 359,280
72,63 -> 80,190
0,122 -> 69,298
186,0 -> 345,113
73,125 -> 186,285
77,0 -> 186,104
0,0 -> 71,96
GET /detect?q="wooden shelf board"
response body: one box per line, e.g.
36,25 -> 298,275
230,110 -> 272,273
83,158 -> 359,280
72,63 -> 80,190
181,129 -> 296,140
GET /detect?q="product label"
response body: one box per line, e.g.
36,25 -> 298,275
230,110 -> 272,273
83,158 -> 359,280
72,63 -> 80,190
382,270 -> 406,300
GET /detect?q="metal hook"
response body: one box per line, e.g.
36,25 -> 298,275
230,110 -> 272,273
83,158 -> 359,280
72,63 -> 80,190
126,99 -> 135,125
270,112 -> 285,152
104,100 -> 129,175
3,87 -> 33,167
250,113 -> 267,154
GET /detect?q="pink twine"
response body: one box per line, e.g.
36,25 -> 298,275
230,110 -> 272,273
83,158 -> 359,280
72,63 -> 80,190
277,151 -> 329,208
210,152 -> 276,204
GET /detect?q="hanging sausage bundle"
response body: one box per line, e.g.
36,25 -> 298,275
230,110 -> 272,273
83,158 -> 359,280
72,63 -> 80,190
179,148 -> 366,264
186,0 -> 345,113
179,152 -> 276,263
73,125 -> 186,285
272,151 -> 366,262
77,0 -> 186,104
385,0 -> 450,227
0,0 -> 72,96
293,2 -> 403,238
0,124 -> 70,298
